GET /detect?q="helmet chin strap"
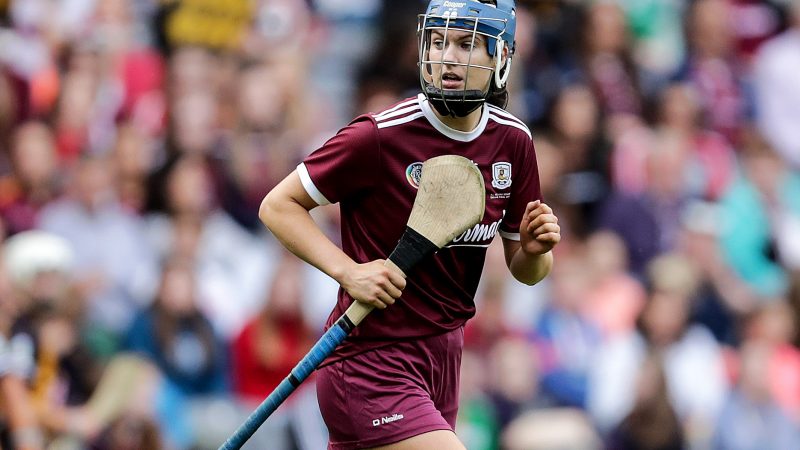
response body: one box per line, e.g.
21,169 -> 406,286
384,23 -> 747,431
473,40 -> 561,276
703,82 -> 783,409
425,85 -> 486,117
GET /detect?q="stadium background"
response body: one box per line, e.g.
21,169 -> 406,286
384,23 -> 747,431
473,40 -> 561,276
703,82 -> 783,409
1,0 -> 799,448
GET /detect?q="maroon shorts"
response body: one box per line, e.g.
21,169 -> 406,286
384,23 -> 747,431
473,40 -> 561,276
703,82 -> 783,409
316,327 -> 464,449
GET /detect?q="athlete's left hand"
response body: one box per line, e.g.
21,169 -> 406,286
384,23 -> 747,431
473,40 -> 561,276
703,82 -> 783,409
519,200 -> 560,255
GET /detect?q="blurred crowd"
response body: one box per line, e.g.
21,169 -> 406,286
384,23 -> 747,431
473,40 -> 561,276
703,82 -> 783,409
0,0 -> 799,449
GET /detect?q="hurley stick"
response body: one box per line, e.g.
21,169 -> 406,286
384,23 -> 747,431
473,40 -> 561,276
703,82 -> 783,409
220,155 -> 485,449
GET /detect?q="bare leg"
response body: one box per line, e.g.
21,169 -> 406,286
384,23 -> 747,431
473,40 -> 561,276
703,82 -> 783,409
368,430 -> 466,450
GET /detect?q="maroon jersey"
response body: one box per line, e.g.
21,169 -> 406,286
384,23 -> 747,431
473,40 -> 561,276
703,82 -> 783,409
299,94 -> 541,360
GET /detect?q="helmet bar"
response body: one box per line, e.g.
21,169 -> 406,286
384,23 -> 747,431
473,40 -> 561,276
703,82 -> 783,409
423,17 -> 510,57
419,59 -> 495,72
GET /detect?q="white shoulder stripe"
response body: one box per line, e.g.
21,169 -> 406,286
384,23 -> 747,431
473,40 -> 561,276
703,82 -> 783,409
487,105 -> 528,128
373,105 -> 422,122
377,112 -> 424,129
297,163 -> 331,206
374,98 -> 419,119
489,114 -> 532,139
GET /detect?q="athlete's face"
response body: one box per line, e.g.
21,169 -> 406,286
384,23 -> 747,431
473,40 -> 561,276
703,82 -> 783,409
426,28 -> 495,93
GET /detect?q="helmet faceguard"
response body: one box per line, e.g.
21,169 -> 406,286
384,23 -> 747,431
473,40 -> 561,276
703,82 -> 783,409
418,0 -> 516,117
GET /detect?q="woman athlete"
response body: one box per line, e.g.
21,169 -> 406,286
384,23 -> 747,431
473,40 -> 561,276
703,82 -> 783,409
260,1 -> 561,448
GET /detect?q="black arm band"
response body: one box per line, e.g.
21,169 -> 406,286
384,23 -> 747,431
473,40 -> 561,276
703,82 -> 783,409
388,227 -> 438,275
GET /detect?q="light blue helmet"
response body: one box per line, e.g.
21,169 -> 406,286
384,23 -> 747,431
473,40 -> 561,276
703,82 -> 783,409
418,0 -> 517,117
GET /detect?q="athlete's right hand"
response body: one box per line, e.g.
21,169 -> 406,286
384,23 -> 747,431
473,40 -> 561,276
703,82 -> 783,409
340,260 -> 406,309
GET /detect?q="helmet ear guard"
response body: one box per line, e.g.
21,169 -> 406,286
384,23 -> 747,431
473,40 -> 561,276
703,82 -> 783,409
493,39 -> 512,90
418,0 -> 517,117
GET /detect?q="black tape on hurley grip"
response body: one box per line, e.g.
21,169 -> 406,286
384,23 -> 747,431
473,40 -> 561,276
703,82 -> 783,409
336,315 -> 355,333
388,227 -> 439,275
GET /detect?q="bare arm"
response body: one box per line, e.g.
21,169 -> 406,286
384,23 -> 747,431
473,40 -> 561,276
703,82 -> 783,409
502,200 -> 560,285
260,171 -> 405,309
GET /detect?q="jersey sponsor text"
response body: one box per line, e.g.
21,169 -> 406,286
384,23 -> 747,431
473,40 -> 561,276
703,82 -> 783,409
448,213 -> 504,247
372,413 -> 405,427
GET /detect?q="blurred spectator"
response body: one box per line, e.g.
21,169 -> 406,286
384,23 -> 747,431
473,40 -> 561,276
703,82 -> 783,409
50,0 -> 154,165
93,0 -> 167,135
218,62 -> 304,232
354,1 -> 419,117
741,301 -> 800,421
608,355 -> 685,450
753,1 -> 800,168
125,255 -> 228,396
677,200 -> 757,345
531,251 -> 601,409
0,230 -> 49,450
515,1 -> 583,125
589,253 -> 729,448
486,336 -> 547,431
655,82 -> 737,200
531,131 -> 565,208
166,88 -> 220,157
712,341 -> 800,450
618,0 -> 686,88
457,350 -> 500,450
0,1 -> 63,120
232,253 -> 313,401
164,46 -> 217,102
38,154 -> 157,340
579,2 -> 643,118
612,81 -> 737,201
2,230 -> 99,406
0,122 -> 62,235
144,154 -> 274,338
119,57 -> 168,139
53,57 -> 100,162
581,231 -> 646,339
678,0 -> 750,144
718,132 -> 800,297
599,132 -> 694,276
499,2 -> 536,121
541,83 -> 611,238
466,275 -> 515,359
0,230 -> 162,446
111,122 -> 158,214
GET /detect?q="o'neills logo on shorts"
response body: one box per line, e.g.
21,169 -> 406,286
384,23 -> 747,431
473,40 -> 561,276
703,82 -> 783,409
372,413 -> 405,427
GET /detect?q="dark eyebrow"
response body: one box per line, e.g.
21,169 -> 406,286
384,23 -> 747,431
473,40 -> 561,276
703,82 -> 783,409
430,30 -> 484,43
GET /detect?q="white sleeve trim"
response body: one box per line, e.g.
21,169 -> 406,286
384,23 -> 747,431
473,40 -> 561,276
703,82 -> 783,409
297,163 -> 331,206
499,230 -> 521,241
